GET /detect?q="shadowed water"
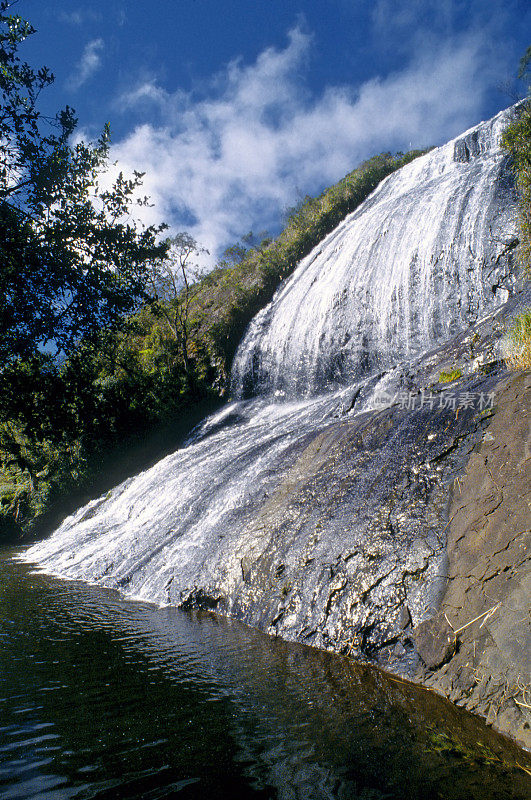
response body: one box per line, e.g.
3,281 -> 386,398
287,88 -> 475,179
1,552 -> 529,800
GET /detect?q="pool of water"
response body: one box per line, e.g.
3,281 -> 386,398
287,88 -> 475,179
0,549 -> 529,800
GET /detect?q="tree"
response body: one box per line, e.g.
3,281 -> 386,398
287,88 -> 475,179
147,234 -> 207,379
0,1 -> 168,365
0,2 -> 171,531
220,230 -> 271,267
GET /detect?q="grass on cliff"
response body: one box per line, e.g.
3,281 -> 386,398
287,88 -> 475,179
500,99 -> 531,370
504,309 -> 531,370
501,99 -> 531,276
438,368 -> 463,384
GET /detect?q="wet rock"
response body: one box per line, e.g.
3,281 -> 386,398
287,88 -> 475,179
414,612 -> 457,669
454,130 -> 483,162
180,588 -> 222,611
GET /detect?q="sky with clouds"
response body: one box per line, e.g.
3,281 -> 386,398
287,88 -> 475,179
20,0 -> 531,266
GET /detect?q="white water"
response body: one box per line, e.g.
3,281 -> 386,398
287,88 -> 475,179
24,107 -> 519,603
232,107 -> 518,397
23,394 -> 348,602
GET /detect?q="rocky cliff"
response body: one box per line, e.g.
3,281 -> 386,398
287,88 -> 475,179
419,368 -> 530,748
230,292 -> 531,749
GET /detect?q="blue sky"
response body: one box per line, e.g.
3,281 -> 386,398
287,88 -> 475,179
20,0 -> 531,265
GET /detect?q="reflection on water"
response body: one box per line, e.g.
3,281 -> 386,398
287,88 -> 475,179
0,550 -> 529,800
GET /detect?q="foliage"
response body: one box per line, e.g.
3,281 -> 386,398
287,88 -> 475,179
0,1 -> 167,365
0,320 -> 219,530
504,309 -> 531,370
147,233 -> 208,380
501,99 -> 531,276
0,2 -> 170,534
438,369 -> 463,384
499,52 -> 531,371
221,231 -> 270,266
0,2 -> 64,207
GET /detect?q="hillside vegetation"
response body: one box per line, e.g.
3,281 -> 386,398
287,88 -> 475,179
501,97 -> 531,369
502,98 -> 531,275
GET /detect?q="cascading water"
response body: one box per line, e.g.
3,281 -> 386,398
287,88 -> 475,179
231,107 -> 518,398
22,106 -> 520,660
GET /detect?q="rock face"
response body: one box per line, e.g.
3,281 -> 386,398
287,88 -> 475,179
414,612 -> 457,670
219,349 -> 504,665
420,371 -> 531,749
228,298 -> 531,750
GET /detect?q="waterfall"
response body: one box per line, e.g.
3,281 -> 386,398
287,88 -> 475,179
23,106 -> 519,632
232,107 -> 518,398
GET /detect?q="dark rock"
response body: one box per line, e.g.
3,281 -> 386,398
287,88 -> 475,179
413,612 -> 457,669
422,370 -> 531,750
393,642 -> 406,657
180,588 -> 222,611
454,138 -> 470,162
453,131 -> 481,163
398,605 -> 412,630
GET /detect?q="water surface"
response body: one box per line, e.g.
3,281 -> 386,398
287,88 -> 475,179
0,550 -> 529,800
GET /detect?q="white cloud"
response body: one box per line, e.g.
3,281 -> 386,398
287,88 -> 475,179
371,0 -> 457,35
67,39 -> 104,91
59,11 -> 85,25
109,25 -> 498,267
59,10 -> 101,26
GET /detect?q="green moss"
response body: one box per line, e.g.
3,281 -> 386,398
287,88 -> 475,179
438,368 -> 463,383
